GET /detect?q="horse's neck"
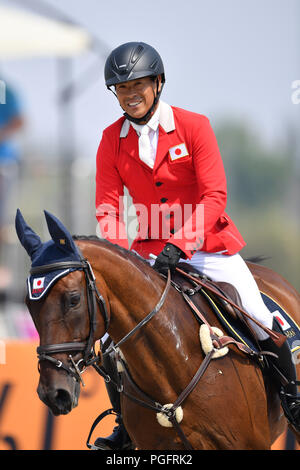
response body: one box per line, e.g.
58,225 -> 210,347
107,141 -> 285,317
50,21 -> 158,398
82,241 -> 190,393
81,240 -> 165,337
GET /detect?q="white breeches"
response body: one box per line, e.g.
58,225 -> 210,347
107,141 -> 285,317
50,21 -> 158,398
148,251 -> 274,340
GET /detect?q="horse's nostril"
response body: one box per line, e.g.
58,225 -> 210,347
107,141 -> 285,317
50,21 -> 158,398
54,389 -> 72,410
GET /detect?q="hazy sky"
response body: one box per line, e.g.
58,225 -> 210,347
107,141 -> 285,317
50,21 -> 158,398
1,0 -> 299,160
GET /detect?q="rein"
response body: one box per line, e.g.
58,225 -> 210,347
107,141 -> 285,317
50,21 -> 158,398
102,270 -> 172,357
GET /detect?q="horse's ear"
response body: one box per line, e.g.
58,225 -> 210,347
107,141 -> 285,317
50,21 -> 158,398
15,209 -> 42,259
44,210 -> 79,255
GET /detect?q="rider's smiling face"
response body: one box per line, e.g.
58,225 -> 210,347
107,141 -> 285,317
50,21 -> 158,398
115,76 -> 161,121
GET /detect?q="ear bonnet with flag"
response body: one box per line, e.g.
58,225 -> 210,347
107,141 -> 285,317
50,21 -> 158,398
15,209 -> 83,300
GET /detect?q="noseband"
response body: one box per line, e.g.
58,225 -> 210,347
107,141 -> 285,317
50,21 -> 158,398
31,257 -> 109,385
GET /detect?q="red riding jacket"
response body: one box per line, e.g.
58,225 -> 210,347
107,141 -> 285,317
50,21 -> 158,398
95,101 -> 246,259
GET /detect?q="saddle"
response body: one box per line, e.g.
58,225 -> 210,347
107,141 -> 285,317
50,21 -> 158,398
172,262 -> 261,351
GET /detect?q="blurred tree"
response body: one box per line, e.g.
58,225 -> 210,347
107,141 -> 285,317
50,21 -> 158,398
214,119 -> 300,290
215,120 -> 292,210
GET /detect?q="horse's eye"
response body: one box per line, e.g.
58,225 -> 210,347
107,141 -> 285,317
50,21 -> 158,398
69,293 -> 81,308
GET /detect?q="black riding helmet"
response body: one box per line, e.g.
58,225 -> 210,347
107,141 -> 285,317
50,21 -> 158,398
104,42 -> 165,124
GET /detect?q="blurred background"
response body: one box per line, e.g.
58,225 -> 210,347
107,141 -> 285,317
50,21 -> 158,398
0,0 -> 299,450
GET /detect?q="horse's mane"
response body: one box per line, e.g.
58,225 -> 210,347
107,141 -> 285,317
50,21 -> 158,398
72,236 -> 270,271
72,235 -> 153,271
72,235 -> 100,242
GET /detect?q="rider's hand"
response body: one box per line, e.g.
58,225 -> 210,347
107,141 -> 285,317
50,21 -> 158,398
153,243 -> 184,276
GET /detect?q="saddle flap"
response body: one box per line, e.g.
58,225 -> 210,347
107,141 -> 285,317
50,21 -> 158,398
172,262 -> 261,352
174,262 -> 244,320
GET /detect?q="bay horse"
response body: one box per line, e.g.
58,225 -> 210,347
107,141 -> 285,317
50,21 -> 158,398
16,209 -> 300,450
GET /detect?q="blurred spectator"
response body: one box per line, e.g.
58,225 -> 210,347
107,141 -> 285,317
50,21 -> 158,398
0,78 -> 24,300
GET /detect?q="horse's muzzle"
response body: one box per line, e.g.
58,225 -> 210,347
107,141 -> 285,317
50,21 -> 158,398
37,381 -> 80,416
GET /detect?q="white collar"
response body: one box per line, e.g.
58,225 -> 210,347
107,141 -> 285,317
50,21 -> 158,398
130,101 -> 161,135
120,100 -> 175,138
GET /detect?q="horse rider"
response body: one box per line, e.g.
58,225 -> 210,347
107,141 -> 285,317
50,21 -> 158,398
94,41 -> 300,449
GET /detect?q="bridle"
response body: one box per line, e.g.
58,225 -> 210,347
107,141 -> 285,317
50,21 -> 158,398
32,257 -> 109,386
32,255 -> 171,387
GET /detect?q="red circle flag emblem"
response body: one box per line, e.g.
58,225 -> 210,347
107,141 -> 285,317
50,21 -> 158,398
32,277 -> 45,290
169,143 -> 188,161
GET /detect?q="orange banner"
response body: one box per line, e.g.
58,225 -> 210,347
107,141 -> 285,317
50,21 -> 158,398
0,340 -> 114,450
0,340 -> 298,450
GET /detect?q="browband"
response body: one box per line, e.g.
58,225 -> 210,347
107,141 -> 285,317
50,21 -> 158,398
30,261 -> 85,275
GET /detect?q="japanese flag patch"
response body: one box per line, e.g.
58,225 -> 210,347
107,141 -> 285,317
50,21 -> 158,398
32,277 -> 45,293
272,310 -> 291,331
27,268 -> 73,300
169,143 -> 189,161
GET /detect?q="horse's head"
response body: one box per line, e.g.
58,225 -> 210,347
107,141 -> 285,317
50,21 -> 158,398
15,209 -> 109,416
